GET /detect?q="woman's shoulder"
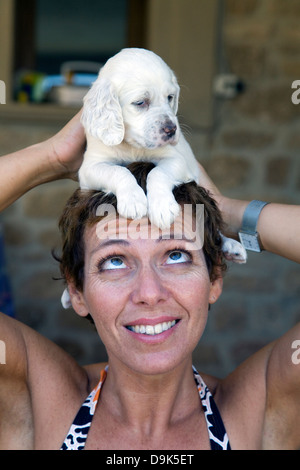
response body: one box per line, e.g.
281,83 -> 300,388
198,349 -> 272,449
198,343 -> 271,410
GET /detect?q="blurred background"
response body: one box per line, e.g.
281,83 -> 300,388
0,0 -> 300,377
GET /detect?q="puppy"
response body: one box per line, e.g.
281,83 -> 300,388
61,48 -> 246,308
79,48 -> 193,229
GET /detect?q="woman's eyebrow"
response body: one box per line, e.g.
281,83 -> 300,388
90,233 -> 197,256
156,233 -> 196,243
90,239 -> 130,255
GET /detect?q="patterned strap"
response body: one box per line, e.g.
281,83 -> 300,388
192,366 -> 231,450
61,365 -> 231,450
61,366 -> 108,450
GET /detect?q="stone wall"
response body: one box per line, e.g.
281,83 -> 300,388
193,0 -> 300,376
1,0 -> 300,377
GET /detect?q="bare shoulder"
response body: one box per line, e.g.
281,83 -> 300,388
0,312 -> 89,449
205,324 -> 300,450
1,313 -> 86,389
0,309 -> 89,395
263,323 -> 300,449
201,343 -> 273,449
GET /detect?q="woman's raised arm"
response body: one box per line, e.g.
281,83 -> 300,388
0,111 -> 85,212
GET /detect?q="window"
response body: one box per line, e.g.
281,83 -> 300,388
1,0 -> 219,131
0,0 -> 146,104
35,0 -> 129,75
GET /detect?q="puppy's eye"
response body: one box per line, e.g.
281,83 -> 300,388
168,95 -> 174,103
132,99 -> 149,109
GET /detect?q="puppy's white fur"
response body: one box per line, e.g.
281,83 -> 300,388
61,48 -> 246,308
80,48 -> 200,229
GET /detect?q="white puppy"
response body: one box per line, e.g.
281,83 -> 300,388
61,48 -> 246,308
79,48 -> 195,229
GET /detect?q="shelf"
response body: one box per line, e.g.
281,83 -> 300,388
0,102 -> 80,125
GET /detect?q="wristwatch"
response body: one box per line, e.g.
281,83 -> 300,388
238,200 -> 269,252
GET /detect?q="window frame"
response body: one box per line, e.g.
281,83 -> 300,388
0,0 -> 219,131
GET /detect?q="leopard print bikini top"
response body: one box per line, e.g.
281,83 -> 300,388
61,365 -> 231,450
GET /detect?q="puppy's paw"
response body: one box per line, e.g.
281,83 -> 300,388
148,192 -> 181,229
117,185 -> 148,220
61,288 -> 72,309
221,235 -> 247,264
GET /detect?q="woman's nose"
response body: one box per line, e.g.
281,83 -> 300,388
131,266 -> 169,306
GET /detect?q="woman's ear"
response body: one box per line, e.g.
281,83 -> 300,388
208,275 -> 223,305
67,282 -> 89,318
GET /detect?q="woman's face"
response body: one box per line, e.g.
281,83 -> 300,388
69,212 -> 223,375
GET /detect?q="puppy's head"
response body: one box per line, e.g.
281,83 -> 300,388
81,48 -> 180,149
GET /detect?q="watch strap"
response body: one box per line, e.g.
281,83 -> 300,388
241,200 -> 269,234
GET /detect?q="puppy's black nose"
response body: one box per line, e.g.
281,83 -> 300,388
163,122 -> 177,138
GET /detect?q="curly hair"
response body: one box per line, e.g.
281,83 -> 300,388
56,162 -> 227,293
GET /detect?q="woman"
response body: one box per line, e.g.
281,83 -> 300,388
0,113 -> 299,450
57,164 -> 228,450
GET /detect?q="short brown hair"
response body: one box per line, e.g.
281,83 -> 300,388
56,162 -> 227,292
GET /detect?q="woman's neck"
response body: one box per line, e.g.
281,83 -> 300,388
100,358 -> 199,438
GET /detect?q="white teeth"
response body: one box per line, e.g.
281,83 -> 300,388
146,325 -> 154,335
127,320 -> 177,335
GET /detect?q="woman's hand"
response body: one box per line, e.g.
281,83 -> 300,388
0,111 -> 86,211
46,110 -> 86,181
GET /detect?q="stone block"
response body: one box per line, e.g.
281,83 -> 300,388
287,132 -> 300,150
58,306 -> 97,332
213,298 -> 248,332
21,270 -> 63,300
205,155 -> 251,190
38,227 -> 61,249
223,272 -> 277,293
22,181 -> 77,219
225,0 -> 259,16
230,340 -> 268,366
3,221 -> 31,246
235,84 -> 300,123
296,171 -> 300,191
53,337 -> 87,362
193,343 -> 220,367
222,129 -> 274,149
226,44 -> 266,80
224,21 -> 273,46
269,0 -> 300,17
283,267 -> 300,294
265,157 -> 291,186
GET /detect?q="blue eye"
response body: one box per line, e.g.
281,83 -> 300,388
101,256 -> 126,271
166,250 -> 191,265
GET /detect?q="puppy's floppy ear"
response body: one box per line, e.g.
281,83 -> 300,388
81,76 -> 125,146
171,73 -> 180,115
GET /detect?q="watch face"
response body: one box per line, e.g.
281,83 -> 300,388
239,232 -> 261,252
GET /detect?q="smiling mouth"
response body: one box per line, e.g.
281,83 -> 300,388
126,320 -> 179,336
